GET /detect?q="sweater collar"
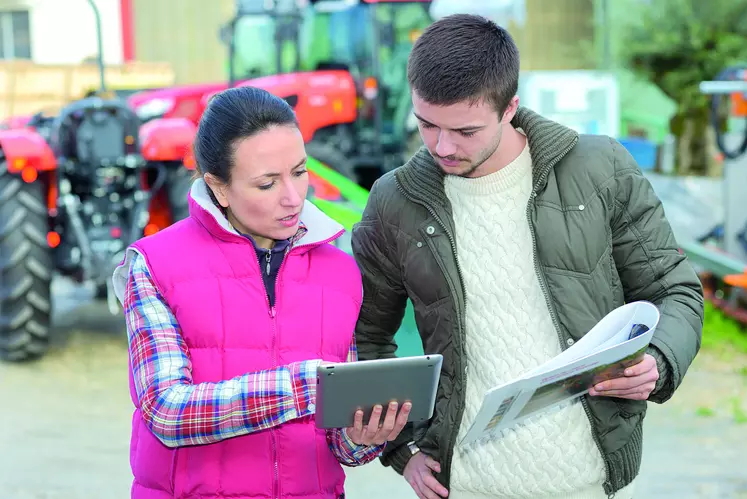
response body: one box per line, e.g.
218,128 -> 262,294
188,178 -> 344,252
395,106 -> 578,211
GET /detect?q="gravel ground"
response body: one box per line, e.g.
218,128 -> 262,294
1,279 -> 746,498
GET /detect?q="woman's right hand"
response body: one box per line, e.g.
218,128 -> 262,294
344,400 -> 411,446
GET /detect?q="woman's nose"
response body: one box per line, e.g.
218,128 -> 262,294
281,180 -> 302,206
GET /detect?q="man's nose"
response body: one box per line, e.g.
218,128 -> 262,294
435,132 -> 457,157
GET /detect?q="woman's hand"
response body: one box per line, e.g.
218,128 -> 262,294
344,401 -> 412,446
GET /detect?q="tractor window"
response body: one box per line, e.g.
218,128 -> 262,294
232,14 -> 307,78
232,16 -> 277,78
297,4 -> 372,75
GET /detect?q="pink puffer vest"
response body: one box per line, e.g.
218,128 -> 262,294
119,180 -> 361,498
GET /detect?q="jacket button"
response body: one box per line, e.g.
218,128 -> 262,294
426,226 -> 435,235
578,204 -> 585,210
566,338 -> 575,346
417,242 -> 423,247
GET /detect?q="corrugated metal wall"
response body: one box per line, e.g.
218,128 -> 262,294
132,0 -> 233,84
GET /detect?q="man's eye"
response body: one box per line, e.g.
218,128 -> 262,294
420,122 -> 436,129
460,130 -> 477,137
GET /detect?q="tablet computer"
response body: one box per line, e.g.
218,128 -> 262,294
315,354 -> 443,429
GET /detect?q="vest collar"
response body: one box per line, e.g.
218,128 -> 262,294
188,178 -> 345,252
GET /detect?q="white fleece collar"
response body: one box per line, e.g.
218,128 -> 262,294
190,178 -> 344,247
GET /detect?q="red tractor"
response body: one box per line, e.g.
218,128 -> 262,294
0,96 -> 195,362
128,0 -> 432,189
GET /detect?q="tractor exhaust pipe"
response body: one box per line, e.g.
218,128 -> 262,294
87,0 -> 106,92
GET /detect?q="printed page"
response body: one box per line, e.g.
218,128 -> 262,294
522,302 -> 646,378
458,301 -> 660,448
510,325 -> 654,424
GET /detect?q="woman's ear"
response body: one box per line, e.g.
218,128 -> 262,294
204,173 -> 230,208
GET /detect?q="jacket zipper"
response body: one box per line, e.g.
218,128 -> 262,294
524,138 -> 614,498
395,181 -> 467,486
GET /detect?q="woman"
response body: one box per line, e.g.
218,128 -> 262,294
112,86 -> 411,498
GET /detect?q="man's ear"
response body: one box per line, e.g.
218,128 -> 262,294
501,96 -> 520,124
204,173 -> 229,208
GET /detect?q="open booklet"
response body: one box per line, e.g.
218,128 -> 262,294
459,300 -> 661,448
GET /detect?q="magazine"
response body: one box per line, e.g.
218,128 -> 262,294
458,300 -> 661,448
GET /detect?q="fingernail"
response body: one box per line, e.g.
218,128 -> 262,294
404,402 -> 412,410
595,384 -> 604,391
624,369 -> 632,376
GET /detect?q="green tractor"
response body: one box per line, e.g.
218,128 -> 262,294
226,0 -> 432,189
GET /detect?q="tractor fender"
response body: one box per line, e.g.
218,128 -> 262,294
140,117 -> 197,162
0,128 -> 56,172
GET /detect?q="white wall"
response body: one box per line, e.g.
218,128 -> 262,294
0,0 -> 122,64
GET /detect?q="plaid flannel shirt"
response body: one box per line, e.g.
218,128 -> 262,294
123,250 -> 384,466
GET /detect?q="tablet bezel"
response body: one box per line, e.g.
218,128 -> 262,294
315,354 -> 443,429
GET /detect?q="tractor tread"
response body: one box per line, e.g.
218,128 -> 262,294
0,161 -> 53,362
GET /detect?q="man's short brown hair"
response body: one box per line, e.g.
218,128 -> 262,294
407,14 -> 520,115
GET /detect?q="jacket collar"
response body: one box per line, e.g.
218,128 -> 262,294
188,178 -> 344,253
395,106 -> 579,210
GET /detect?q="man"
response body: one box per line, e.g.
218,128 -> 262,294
351,13 -> 703,499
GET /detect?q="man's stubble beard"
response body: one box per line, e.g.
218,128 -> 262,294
434,127 -> 503,178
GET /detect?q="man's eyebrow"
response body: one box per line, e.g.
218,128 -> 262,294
414,112 -> 485,132
252,157 -> 307,180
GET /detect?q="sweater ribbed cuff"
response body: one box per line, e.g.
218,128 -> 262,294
647,345 -> 672,403
381,441 -> 415,476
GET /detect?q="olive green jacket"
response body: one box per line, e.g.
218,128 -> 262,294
351,107 -> 703,496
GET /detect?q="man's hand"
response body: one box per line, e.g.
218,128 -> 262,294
344,401 -> 411,446
589,353 -> 659,400
404,452 -> 449,499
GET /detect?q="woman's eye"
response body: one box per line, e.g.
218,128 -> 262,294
258,182 -> 274,191
294,168 -> 308,177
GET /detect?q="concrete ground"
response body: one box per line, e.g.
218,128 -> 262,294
1,279 -> 746,498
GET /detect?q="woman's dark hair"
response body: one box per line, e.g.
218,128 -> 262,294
192,86 -> 299,196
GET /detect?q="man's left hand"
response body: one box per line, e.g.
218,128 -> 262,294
588,353 -> 659,400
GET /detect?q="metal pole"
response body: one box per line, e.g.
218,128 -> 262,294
228,17 -> 238,87
87,0 -> 106,92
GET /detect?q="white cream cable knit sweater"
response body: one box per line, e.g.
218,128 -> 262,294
444,142 -> 633,499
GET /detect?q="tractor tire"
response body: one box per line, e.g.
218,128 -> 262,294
166,166 -> 194,223
0,161 -> 53,362
305,141 -> 357,184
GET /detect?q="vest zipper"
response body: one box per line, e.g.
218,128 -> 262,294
270,302 -> 279,499
524,138 -> 614,497
260,234 -> 343,499
260,248 -> 280,499
395,180 -> 467,487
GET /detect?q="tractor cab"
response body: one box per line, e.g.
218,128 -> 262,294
225,0 -> 432,188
